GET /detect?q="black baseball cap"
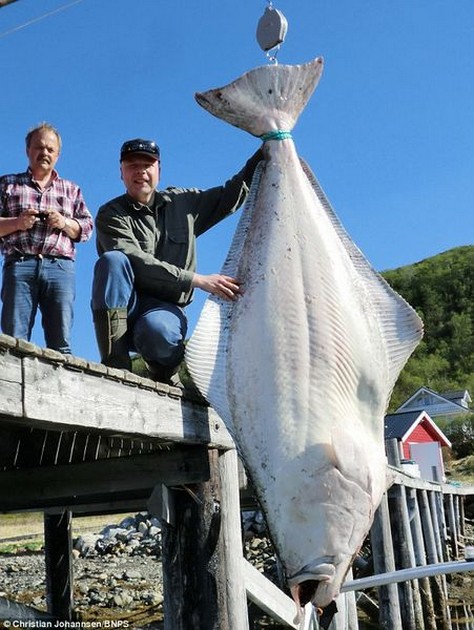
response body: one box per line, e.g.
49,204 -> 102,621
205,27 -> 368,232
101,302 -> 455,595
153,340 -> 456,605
120,138 -> 160,162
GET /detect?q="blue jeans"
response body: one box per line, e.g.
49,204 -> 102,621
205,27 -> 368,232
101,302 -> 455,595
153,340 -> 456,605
1,256 -> 75,354
91,251 -> 187,367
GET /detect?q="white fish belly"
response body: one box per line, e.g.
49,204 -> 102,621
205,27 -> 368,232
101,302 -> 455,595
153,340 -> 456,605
225,142 -> 388,585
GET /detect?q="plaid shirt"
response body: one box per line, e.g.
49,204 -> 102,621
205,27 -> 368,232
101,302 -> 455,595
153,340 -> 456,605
0,169 -> 93,260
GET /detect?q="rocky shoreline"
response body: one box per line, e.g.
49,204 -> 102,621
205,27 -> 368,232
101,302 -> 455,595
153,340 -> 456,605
0,512 -> 472,629
0,511 -> 282,629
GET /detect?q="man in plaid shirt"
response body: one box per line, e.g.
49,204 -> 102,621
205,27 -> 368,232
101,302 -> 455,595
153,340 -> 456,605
0,123 -> 93,354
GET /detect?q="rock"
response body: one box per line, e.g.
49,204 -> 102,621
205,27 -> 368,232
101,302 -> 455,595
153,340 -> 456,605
136,521 -> 146,534
118,516 -> 137,529
88,589 -> 105,605
123,569 -> 141,581
149,525 -> 161,538
142,591 -> 163,606
110,591 -> 134,608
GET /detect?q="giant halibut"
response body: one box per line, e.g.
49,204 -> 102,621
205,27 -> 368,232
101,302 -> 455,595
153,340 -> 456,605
185,58 -> 423,612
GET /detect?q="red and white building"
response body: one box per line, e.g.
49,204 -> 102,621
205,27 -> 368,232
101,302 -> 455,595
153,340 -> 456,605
384,409 -> 452,482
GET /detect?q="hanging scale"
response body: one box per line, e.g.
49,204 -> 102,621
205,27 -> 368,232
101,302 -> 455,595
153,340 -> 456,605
256,1 -> 288,63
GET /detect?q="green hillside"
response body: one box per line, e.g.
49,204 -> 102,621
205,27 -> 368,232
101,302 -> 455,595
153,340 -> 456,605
382,245 -> 474,411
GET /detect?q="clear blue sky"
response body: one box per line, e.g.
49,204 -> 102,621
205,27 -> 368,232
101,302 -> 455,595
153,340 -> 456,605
1,0 -> 473,361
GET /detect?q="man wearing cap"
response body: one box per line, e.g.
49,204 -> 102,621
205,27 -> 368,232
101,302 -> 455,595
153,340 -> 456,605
0,122 -> 93,354
92,138 -> 262,383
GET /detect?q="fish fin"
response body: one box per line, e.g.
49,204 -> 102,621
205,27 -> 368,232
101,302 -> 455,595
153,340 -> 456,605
185,165 -> 264,431
300,158 -> 423,393
195,58 -> 324,137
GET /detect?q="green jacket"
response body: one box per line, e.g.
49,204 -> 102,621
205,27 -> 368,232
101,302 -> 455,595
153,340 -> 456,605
95,151 -> 262,306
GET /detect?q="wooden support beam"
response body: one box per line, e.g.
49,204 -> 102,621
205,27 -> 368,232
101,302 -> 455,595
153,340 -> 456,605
0,350 -> 22,417
0,448 -> 210,511
418,489 -> 449,628
406,488 -> 436,630
370,493 -> 403,629
44,510 -> 73,620
243,559 -> 298,629
216,448 -> 249,629
446,494 -> 459,558
161,449 -> 248,630
386,439 -> 421,630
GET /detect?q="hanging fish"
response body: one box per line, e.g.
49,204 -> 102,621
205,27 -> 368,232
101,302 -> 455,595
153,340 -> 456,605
185,57 -> 423,615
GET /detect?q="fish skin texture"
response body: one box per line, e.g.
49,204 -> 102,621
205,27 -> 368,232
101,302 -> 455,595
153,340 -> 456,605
186,58 -> 423,609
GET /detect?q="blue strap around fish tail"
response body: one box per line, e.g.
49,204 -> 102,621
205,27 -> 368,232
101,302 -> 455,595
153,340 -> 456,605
260,130 -> 292,142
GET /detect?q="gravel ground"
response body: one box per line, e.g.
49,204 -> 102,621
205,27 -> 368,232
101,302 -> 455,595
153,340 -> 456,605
0,552 -> 165,629
0,511 -> 283,629
0,518 -> 472,629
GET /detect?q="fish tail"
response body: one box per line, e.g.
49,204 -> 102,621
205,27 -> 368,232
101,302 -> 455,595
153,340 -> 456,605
195,57 -> 324,138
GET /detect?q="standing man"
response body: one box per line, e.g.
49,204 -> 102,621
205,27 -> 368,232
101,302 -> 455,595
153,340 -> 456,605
0,123 -> 93,354
92,138 -> 262,383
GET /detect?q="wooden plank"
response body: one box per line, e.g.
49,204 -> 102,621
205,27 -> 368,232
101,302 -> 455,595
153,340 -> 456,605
428,489 -> 447,563
406,488 -> 436,630
20,356 -> 234,449
0,424 -> 164,469
459,496 -> 466,539
389,466 -> 474,496
370,493 -> 402,629
446,494 -> 459,558
418,489 -> 449,627
243,558 -> 299,629
50,499 -> 149,515
0,350 -> 23,416
386,439 -> 420,630
218,448 -> 249,629
44,511 -> 73,620
0,448 -> 210,510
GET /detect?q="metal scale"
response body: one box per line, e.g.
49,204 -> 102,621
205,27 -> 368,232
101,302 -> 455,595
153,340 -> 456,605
256,1 -> 288,62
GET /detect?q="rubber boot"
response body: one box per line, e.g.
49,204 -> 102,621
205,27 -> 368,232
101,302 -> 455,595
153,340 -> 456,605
93,308 -> 131,371
145,360 -> 181,386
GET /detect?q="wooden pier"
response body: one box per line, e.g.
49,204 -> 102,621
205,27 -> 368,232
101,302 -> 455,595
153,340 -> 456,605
0,333 -> 472,629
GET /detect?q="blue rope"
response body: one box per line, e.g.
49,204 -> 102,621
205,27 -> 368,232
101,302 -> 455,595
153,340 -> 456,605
260,130 -> 292,142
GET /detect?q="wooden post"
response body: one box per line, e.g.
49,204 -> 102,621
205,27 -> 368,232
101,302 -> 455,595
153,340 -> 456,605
406,489 -> 436,630
218,449 -> 249,629
459,496 -> 466,540
434,489 -> 450,561
428,490 -> 445,566
370,494 -> 402,629
44,510 -> 73,620
446,494 -> 459,558
161,448 -> 248,630
386,439 -> 423,630
419,490 -> 450,627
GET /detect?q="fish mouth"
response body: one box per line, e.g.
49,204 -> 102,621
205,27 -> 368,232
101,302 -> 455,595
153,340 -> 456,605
288,560 -> 340,609
290,579 -> 320,608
